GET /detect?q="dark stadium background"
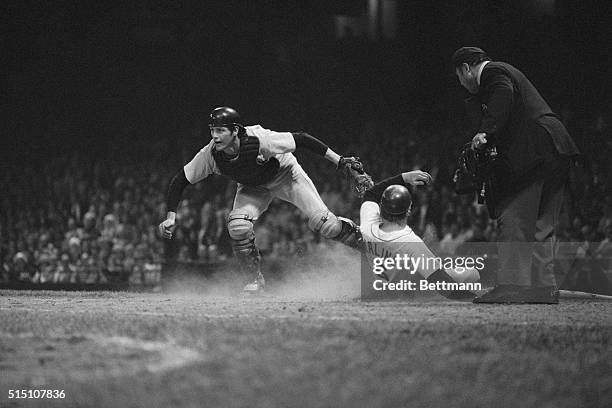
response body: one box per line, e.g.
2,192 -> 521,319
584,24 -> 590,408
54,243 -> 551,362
5,1 -> 611,154
2,0 -> 611,290
2,3 -> 612,407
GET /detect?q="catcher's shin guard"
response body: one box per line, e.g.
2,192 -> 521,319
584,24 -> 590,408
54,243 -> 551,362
227,211 -> 263,286
332,217 -> 364,252
308,210 -> 364,252
232,236 -> 262,275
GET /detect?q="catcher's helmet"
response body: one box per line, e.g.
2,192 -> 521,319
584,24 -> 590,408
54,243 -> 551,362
380,185 -> 412,217
209,106 -> 242,128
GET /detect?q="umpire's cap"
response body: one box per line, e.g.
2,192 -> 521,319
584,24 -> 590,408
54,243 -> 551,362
380,185 -> 412,218
452,47 -> 489,68
209,106 -> 242,128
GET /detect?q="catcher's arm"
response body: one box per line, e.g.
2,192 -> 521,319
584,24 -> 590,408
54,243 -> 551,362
159,169 -> 190,239
290,132 -> 355,171
290,132 -> 374,196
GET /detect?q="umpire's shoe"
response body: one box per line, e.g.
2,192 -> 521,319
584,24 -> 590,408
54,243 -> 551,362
473,284 -> 559,304
243,272 -> 265,293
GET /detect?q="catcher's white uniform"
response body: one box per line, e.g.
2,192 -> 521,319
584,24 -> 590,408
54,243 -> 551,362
184,125 -> 329,221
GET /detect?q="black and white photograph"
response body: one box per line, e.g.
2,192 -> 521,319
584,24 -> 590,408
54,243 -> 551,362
2,1 -> 611,407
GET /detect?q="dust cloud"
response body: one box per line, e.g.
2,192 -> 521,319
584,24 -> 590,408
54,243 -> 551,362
162,244 -> 362,301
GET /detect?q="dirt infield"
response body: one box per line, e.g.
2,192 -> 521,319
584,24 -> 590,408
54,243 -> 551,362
1,289 -> 611,408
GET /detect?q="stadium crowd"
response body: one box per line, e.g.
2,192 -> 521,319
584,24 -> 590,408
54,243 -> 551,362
2,110 -> 611,285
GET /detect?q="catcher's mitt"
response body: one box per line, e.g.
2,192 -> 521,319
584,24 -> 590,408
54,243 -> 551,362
338,156 -> 374,197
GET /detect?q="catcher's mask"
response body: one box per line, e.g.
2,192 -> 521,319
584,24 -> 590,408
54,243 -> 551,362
380,185 -> 412,219
209,106 -> 242,129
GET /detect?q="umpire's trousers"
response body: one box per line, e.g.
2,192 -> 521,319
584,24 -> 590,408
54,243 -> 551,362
494,157 -> 570,287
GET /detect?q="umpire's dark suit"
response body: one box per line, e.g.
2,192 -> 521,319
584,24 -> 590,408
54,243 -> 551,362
475,61 -> 579,288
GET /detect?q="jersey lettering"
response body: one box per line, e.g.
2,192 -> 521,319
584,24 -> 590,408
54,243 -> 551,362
366,241 -> 393,259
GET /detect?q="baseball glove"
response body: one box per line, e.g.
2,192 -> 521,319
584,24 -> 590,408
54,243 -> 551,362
338,156 -> 374,197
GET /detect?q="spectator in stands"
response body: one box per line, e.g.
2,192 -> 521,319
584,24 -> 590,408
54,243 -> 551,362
53,253 -> 76,283
0,107 -> 609,291
34,253 -> 56,283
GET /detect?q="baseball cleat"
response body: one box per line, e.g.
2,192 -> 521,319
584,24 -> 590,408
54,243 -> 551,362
242,273 -> 265,293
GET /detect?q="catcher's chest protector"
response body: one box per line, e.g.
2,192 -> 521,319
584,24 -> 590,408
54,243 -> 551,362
212,136 -> 280,186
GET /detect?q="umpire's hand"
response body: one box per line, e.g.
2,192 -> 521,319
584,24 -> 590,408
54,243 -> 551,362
158,213 -> 177,239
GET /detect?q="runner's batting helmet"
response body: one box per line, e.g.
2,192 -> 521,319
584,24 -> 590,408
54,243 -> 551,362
209,106 -> 242,128
380,185 -> 412,218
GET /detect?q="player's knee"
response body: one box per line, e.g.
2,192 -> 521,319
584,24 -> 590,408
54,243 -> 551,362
307,209 -> 342,238
227,210 -> 255,241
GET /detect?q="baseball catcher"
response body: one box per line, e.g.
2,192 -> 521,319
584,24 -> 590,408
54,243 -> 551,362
159,106 -> 368,293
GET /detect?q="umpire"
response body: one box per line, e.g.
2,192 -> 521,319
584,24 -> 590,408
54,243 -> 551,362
452,47 -> 580,303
